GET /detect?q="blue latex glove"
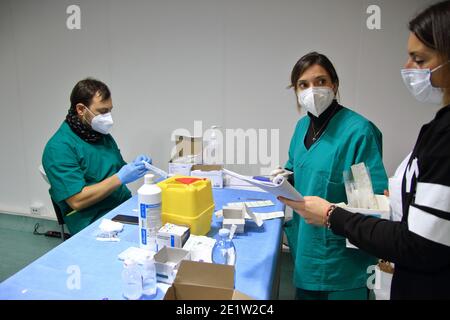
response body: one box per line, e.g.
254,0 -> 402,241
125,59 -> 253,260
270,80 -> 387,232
117,161 -> 147,185
133,154 -> 152,165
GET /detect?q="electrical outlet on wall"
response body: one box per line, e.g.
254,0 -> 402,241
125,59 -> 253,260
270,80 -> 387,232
30,203 -> 44,215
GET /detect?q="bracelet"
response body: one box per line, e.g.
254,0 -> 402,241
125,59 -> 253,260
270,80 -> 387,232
325,205 -> 337,229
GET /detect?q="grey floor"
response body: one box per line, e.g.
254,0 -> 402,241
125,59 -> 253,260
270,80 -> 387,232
0,213 -> 297,299
0,213 -> 63,282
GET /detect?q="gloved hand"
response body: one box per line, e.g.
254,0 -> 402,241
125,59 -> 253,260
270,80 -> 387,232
117,161 -> 148,185
269,166 -> 293,181
133,154 -> 152,165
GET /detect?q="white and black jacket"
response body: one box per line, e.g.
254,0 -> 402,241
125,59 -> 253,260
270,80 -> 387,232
329,105 -> 450,300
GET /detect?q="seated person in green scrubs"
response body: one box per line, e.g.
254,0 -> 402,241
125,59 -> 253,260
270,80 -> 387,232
283,52 -> 388,300
42,78 -> 152,235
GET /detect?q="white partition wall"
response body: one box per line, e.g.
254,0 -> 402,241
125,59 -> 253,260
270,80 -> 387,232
0,0 -> 438,218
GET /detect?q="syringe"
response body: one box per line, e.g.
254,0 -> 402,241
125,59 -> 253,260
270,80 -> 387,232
142,161 -> 169,179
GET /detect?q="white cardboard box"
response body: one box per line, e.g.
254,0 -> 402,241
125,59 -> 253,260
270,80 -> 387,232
170,135 -> 203,163
156,223 -> 190,249
168,134 -> 203,176
343,195 -> 390,249
222,207 -> 245,233
182,235 -> 216,263
154,247 -> 191,284
222,206 -> 246,233
217,203 -> 264,234
191,165 -> 223,188
168,162 -> 193,176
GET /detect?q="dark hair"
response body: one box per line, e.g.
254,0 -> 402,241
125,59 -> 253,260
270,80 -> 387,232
70,78 -> 111,111
410,1 -> 450,103
290,52 -> 340,92
409,0 -> 450,58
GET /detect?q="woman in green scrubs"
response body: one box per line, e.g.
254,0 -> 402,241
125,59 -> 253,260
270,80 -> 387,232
284,52 -> 388,300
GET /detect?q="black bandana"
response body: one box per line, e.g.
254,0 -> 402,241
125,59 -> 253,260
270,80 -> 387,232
65,108 -> 103,143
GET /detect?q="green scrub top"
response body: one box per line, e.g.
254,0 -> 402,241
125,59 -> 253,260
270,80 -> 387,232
42,121 -> 131,235
284,107 -> 388,292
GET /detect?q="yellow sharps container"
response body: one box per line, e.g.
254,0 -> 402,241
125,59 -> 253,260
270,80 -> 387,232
157,176 -> 214,235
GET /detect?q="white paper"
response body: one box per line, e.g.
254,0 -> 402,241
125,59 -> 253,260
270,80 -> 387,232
96,219 -> 123,241
99,219 -> 123,233
217,207 -> 283,225
226,200 -> 275,208
342,195 -> 390,249
373,265 -> 393,300
118,247 -> 154,264
257,211 -> 285,221
243,204 -> 264,227
223,169 -> 303,201
243,211 -> 284,221
350,163 -> 378,209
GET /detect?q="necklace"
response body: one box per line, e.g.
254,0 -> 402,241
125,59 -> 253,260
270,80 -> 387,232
311,104 -> 338,142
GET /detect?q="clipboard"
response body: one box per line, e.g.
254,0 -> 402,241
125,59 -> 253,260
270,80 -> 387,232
223,169 -> 304,201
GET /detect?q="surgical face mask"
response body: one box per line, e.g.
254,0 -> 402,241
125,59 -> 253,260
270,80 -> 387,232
298,87 -> 335,117
401,61 -> 449,104
85,107 -> 114,135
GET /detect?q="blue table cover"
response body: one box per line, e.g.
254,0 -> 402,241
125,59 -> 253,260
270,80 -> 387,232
0,188 -> 284,300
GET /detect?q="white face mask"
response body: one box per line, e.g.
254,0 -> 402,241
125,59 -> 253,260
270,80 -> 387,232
85,107 -> 114,135
401,61 -> 449,104
298,87 -> 335,117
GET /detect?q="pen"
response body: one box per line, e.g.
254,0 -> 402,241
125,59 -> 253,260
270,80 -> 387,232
252,176 -> 272,182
